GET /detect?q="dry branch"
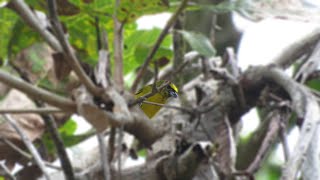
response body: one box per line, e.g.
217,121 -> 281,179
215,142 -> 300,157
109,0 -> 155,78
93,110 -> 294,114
3,114 -> 50,180
242,65 -> 320,180
8,0 -> 62,52
0,108 -> 63,114
273,27 -> 320,68
0,70 -> 76,112
47,0 -> 102,97
131,0 -> 190,92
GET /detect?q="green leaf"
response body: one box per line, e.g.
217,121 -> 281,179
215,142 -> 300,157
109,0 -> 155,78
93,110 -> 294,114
178,30 -> 216,57
255,163 -> 281,180
124,28 -> 172,74
68,0 -> 170,22
61,14 -> 101,65
306,79 -> 320,92
134,45 -> 172,64
0,8 -> 18,59
59,119 -> 78,135
138,148 -> 147,157
7,18 -> 42,58
0,1 -> 8,5
42,119 -> 94,154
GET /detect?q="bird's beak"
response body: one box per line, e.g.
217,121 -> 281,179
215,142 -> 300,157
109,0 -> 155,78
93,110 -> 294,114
169,90 -> 178,98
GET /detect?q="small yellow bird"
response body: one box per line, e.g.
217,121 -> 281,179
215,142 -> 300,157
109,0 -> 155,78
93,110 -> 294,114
135,80 -> 178,118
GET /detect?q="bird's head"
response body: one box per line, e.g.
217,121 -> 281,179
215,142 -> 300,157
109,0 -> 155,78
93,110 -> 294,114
158,80 -> 178,99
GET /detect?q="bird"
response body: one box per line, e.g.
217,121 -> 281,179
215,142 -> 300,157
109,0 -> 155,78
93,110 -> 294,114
135,80 -> 178,118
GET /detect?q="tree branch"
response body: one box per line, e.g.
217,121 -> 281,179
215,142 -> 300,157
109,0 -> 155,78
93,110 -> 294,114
97,133 -> 111,180
0,70 -> 76,112
246,110 -> 281,173
0,162 -> 16,180
113,0 -> 124,90
3,114 -> 50,180
0,108 -> 63,114
42,115 -> 75,180
8,0 -> 63,52
130,0 -> 189,92
46,0 -> 102,97
243,65 -> 320,180
273,27 -> 320,69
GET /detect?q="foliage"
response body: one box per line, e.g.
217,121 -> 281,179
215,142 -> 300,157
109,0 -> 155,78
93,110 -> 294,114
179,30 -> 216,57
42,119 -> 93,154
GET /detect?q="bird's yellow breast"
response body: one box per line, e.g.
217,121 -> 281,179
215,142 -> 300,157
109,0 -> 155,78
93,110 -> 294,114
139,92 -> 166,118
135,81 -> 178,119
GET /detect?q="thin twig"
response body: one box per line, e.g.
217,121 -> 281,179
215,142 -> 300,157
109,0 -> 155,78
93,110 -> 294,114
0,108 -> 64,114
0,70 -> 76,112
129,81 -> 171,107
108,127 -> 116,162
279,119 -> 290,161
95,17 -> 102,51
47,0 -> 102,96
130,0 -> 190,92
42,114 -> 75,180
9,0 -> 62,52
97,133 -> 111,180
117,126 -> 124,180
3,114 -> 51,180
0,137 -> 32,159
246,111 -> 281,174
113,0 -> 124,90
0,163 -> 16,180
150,51 -> 201,83
0,137 -> 62,170
294,40 -> 320,83
280,125 -> 290,162
141,101 -> 193,114
151,62 -> 160,93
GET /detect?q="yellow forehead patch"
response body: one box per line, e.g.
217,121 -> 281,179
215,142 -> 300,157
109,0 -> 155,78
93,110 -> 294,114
169,83 -> 178,93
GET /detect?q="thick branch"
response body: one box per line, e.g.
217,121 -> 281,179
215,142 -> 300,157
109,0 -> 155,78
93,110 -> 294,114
0,70 -> 76,112
273,27 -> 320,68
243,66 -> 320,180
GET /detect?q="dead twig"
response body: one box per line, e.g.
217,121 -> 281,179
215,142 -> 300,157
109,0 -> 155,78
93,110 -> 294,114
47,0 -> 102,96
141,101 -> 193,114
246,111 -> 281,173
279,120 -> 290,161
0,162 -> 16,180
8,0 -> 62,52
0,108 -> 63,114
130,0 -> 190,92
129,81 -> 171,107
0,70 -> 76,112
113,3 -> 125,90
3,114 -> 51,180
0,137 -> 62,170
97,133 -> 111,180
42,114 -> 75,180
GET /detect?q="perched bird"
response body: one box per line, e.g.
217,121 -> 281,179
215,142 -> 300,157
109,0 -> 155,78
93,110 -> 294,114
135,80 -> 178,118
